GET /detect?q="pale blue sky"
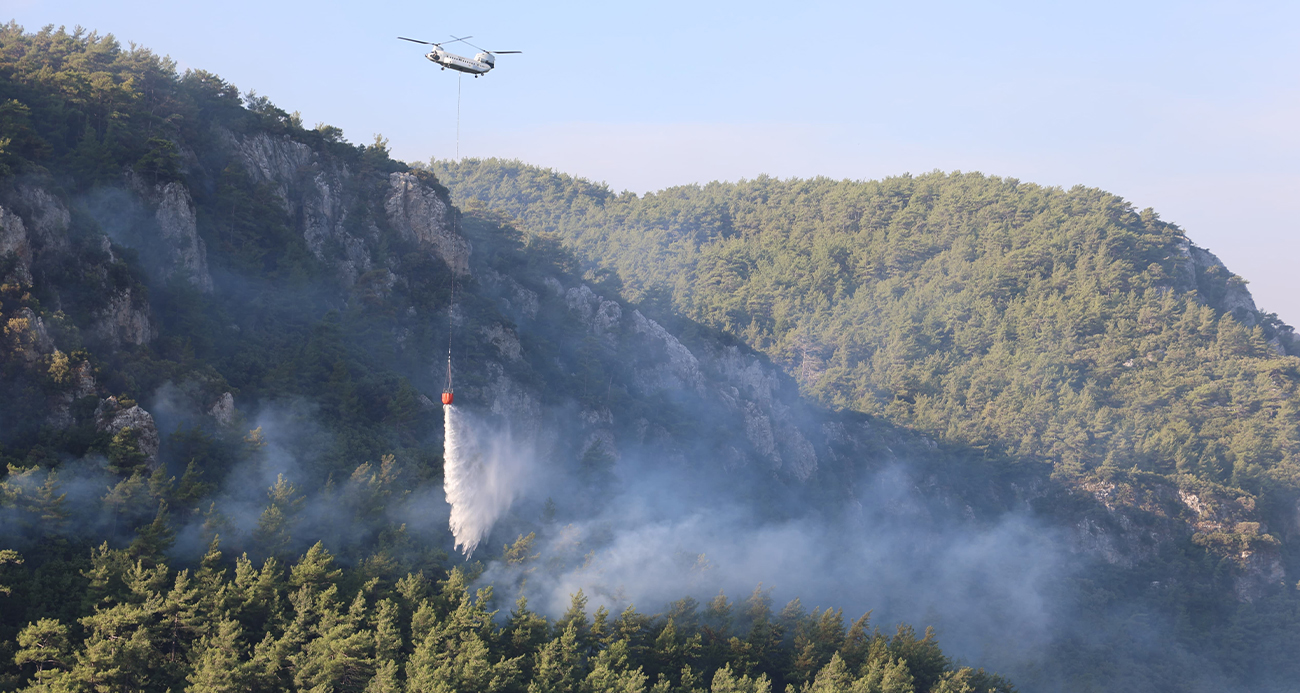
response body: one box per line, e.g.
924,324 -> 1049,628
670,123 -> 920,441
10,1 -> 1300,323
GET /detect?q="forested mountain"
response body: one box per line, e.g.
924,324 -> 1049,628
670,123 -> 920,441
1,21 -> 1298,693
425,163 -> 1300,686
428,159 -> 1300,493
0,23 -> 1016,693
430,159 -> 1300,552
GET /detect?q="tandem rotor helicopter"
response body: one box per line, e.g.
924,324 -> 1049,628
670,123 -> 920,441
398,35 -> 521,77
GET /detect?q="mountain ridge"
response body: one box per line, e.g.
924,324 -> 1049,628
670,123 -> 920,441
1,22 -> 1299,692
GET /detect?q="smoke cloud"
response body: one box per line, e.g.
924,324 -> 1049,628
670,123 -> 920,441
477,461 -> 1064,674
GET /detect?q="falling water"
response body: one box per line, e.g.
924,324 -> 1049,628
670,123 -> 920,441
443,405 -> 527,556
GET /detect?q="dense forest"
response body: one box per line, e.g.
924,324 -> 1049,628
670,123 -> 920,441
423,164 -> 1300,689
428,158 -> 1300,561
5,20 -> 1300,692
0,24 -> 1013,693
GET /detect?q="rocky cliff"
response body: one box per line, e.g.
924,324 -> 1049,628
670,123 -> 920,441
5,129 -> 1276,596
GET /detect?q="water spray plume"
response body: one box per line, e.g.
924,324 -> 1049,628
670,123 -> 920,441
442,406 -> 530,556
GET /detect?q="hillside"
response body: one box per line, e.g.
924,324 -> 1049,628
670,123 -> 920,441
427,160 -> 1300,687
2,22 -> 1300,693
0,23 -> 1028,693
429,159 -> 1300,488
431,161 -> 1300,536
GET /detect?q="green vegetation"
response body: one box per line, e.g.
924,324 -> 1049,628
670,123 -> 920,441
0,534 -> 1009,693
0,24 -> 1013,692
0,21 -> 435,473
7,20 -> 1300,692
425,160 -> 1300,691
430,158 -> 1300,513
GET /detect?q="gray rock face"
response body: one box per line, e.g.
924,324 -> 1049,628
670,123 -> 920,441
219,128 -> 374,285
46,360 -> 98,429
480,268 -> 539,322
1059,478 -> 1288,601
209,392 -> 236,427
629,309 -> 704,394
0,205 -> 32,283
1070,516 -> 1136,568
15,185 -> 70,253
742,400 -> 777,464
385,172 -> 469,275
93,288 -> 156,347
566,285 -> 622,347
1174,238 -> 1260,327
8,307 -> 54,362
0,185 -> 70,285
484,364 -> 544,440
126,172 -> 213,292
220,128 -> 315,203
545,281 -> 823,480
1234,548 -> 1286,602
482,324 -> 522,362
71,360 -> 97,399
95,396 -> 161,468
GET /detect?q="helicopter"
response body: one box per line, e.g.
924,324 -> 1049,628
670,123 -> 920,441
398,35 -> 520,77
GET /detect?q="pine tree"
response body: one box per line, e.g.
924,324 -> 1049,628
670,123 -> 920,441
364,659 -> 403,693
528,621 -> 583,693
407,578 -> 521,692
186,618 -> 250,692
157,568 -> 204,679
886,625 -> 944,692
290,588 -> 377,692
857,655 -> 915,693
290,542 -> 344,593
806,652 -> 853,693
128,501 -> 176,566
838,612 -> 872,673
13,618 -> 70,686
0,549 -> 21,596
505,595 -> 551,664
709,664 -> 773,693
234,553 -> 287,634
30,470 -> 68,535
253,474 -> 304,558
650,617 -> 701,685
580,639 -> 647,693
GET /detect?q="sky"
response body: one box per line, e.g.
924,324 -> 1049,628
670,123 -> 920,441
9,0 -> 1300,323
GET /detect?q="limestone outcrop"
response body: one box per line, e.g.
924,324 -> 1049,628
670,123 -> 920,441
0,205 -> 32,284
95,396 -> 161,468
92,288 -> 156,347
219,128 -> 375,285
126,172 -> 213,291
385,172 -> 469,275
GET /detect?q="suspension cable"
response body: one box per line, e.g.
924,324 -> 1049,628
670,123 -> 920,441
446,280 -> 455,392
456,73 -> 462,161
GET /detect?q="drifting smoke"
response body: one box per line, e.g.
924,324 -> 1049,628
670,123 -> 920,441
443,405 -> 532,556
478,463 -> 1063,675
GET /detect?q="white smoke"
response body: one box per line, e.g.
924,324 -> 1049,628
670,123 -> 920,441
442,405 -> 531,556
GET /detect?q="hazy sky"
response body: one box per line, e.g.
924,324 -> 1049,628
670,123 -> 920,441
10,0 -> 1300,323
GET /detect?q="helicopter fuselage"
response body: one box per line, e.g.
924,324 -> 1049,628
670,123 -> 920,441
426,49 -> 493,75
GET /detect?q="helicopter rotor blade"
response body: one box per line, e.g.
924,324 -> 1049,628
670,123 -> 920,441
489,50 -> 522,54
397,36 -> 434,45
458,38 -> 488,53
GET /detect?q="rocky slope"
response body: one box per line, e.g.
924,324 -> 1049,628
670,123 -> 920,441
3,119 -> 1290,599
3,26 -> 1299,690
